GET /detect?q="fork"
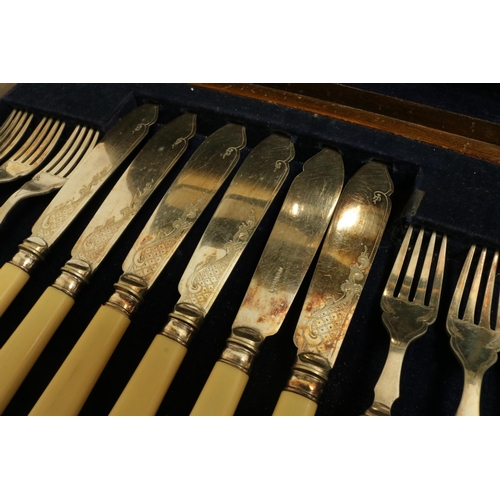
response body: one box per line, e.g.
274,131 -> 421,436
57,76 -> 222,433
365,225 -> 447,416
0,109 -> 34,160
0,115 -> 66,182
447,245 -> 500,416
0,126 -> 99,224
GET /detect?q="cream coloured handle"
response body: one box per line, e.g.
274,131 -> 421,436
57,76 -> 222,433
272,390 -> 318,416
0,286 -> 75,414
29,304 -> 130,416
455,370 -> 483,416
110,334 -> 187,416
0,262 -> 30,317
190,361 -> 249,416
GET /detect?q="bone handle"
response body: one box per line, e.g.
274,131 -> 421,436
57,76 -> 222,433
110,334 -> 187,416
190,361 -> 249,416
0,286 -> 74,413
29,304 -> 130,416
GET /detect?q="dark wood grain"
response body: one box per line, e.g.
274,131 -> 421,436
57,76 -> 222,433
193,83 -> 500,164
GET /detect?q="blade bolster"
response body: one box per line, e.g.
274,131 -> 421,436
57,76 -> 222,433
219,326 -> 264,375
160,302 -> 205,347
105,273 -> 149,317
283,353 -> 331,404
52,258 -> 92,298
10,236 -> 49,273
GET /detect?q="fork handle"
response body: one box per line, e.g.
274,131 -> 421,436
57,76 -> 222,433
365,341 -> 407,416
456,371 -> 483,416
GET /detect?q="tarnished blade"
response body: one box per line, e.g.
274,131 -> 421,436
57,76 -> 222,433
120,123 -> 247,287
31,103 -> 158,247
294,161 -> 393,368
176,134 -> 295,314
232,148 -> 345,337
69,113 -> 197,272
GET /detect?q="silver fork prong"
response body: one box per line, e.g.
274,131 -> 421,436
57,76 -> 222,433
428,234 -> 447,312
53,128 -> 99,178
480,251 -> 499,329
463,247 -> 486,323
383,225 -> 413,297
42,126 -> 83,174
413,231 -> 436,305
12,117 -> 50,161
0,111 -> 34,158
449,245 -> 476,319
398,226 -> 424,300
18,119 -> 64,165
0,110 -> 18,136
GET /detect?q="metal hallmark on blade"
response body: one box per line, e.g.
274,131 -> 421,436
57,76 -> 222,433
30,104 -> 159,248
176,134 -> 295,315
231,148 -> 345,339
67,113 -> 197,275
119,123 -> 247,290
294,161 -> 393,369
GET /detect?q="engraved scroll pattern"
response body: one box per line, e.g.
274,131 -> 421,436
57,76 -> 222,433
185,210 -> 256,309
76,182 -> 156,263
126,197 -> 206,283
299,246 -> 370,361
34,164 -> 113,241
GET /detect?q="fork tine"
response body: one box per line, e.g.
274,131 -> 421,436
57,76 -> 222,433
42,125 -> 83,174
428,234 -> 447,311
12,117 -> 49,161
463,247 -> 486,323
17,119 -> 64,165
384,225 -> 413,296
398,226 -> 424,300
480,250 -> 499,329
0,111 -> 33,158
413,231 -> 436,304
0,110 -> 18,136
52,128 -> 99,178
449,245 -> 476,319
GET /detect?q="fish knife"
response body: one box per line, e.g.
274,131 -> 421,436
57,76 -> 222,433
27,124 -> 252,416
190,148 -> 345,416
273,161 -> 394,416
109,134 -> 297,415
0,103 -> 159,318
0,112 -> 198,413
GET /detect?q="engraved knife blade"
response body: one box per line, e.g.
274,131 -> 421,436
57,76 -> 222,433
109,134 -> 295,415
273,161 -> 394,415
0,103 -> 158,318
23,123 -> 249,416
189,148 -> 345,415
57,112 -> 197,289
111,122 -> 249,306
0,112 -> 196,413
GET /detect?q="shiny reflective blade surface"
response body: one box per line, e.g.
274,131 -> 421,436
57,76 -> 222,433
275,161 -> 393,414
108,134 -> 294,416
117,123 -> 247,292
176,134 -> 295,314
68,113 -> 196,277
30,104 -> 158,249
232,148 -> 345,339
189,148 -> 345,416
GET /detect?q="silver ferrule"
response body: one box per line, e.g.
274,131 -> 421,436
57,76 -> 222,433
283,352 -> 331,404
10,236 -> 49,274
219,326 -> 264,375
160,302 -> 205,347
52,258 -> 93,298
105,273 -> 149,317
